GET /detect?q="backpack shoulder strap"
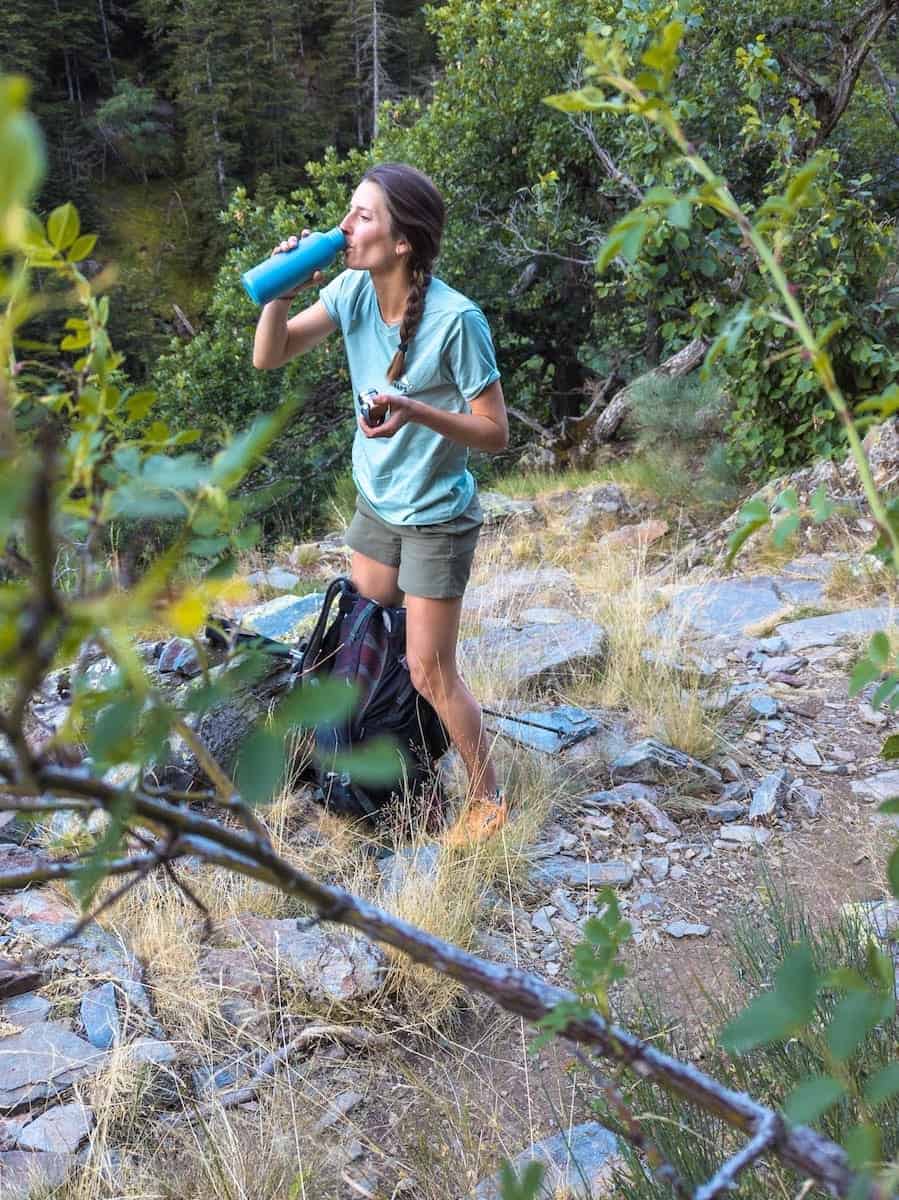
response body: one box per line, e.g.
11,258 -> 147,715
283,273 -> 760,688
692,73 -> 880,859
299,576 -> 354,676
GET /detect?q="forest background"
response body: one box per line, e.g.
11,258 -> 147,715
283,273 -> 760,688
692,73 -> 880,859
3,0 -> 899,534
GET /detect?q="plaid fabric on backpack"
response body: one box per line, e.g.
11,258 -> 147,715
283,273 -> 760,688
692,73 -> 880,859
299,577 -> 450,822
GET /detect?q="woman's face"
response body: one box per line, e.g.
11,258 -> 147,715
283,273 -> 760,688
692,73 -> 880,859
340,180 -> 409,273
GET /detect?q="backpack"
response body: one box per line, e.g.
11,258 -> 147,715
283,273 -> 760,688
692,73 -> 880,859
298,577 -> 451,823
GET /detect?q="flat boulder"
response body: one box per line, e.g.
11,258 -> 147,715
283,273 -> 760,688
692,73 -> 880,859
530,857 -> 633,889
0,1151 -> 75,1199
462,568 -> 575,618
237,592 -> 325,642
0,1023 -> 103,1112
16,1102 -> 93,1153
777,606 -> 897,651
461,617 -> 607,695
651,578 -> 788,640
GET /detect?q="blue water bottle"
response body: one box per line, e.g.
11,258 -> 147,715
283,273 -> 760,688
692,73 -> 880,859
241,228 -> 347,305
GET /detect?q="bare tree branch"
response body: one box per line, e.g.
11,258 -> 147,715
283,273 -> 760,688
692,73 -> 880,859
571,113 -> 644,202
869,49 -> 899,127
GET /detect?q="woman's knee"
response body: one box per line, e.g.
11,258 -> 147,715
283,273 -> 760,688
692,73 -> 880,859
408,653 -> 457,703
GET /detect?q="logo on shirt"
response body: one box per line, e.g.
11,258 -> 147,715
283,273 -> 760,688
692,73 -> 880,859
393,375 -> 411,394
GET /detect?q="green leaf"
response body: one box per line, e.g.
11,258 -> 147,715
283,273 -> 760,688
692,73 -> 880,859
499,1160 -> 545,1200
849,657 -> 881,696
881,734 -> 899,761
89,697 -> 144,765
871,676 -> 899,709
863,1062 -> 899,1107
826,990 -> 894,1062
47,201 -> 80,250
235,728 -> 285,806
278,678 -> 359,730
772,512 -> 800,549
720,990 -> 797,1054
325,738 -> 403,787
68,233 -> 97,261
125,391 -> 156,423
843,1122 -> 880,1172
877,797 -> 899,814
543,89 -> 602,113
869,632 -> 891,668
783,1075 -> 844,1124
666,198 -> 691,229
888,845 -> 899,899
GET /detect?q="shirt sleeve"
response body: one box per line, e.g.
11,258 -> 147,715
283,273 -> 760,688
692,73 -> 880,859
318,269 -> 351,329
444,306 -> 501,402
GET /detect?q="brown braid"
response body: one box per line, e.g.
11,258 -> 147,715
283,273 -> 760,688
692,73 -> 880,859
386,264 -> 431,383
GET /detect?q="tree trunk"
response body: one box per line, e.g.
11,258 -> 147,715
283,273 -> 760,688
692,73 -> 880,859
592,336 -> 708,444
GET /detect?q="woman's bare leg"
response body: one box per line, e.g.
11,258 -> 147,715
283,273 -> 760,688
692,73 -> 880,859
350,551 -> 403,607
404,593 -> 497,803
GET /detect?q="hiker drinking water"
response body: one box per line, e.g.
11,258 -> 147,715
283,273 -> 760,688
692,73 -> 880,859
252,162 -> 509,845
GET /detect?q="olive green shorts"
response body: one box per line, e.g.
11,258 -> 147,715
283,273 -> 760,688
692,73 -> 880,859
346,494 -> 483,600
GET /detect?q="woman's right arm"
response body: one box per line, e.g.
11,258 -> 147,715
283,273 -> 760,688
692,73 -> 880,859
252,297 -> 337,369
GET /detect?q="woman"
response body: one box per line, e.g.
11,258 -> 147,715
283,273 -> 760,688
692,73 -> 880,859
252,163 -> 509,845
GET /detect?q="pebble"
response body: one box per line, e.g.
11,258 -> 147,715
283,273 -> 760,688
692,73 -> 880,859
532,908 -> 556,937
749,694 -> 779,718
749,769 -> 793,821
859,702 -> 887,727
669,865 -> 687,882
549,889 -> 580,922
717,825 -> 772,847
646,856 -> 669,883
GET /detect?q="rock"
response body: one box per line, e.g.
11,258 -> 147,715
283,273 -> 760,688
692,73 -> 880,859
224,916 -> 386,1004
749,770 -> 793,821
596,519 -> 668,551
485,705 -> 599,754
16,1103 -> 93,1153
0,993 -> 52,1028
4,908 -> 141,985
0,1023 -> 103,1111
0,960 -> 43,1004
198,948 -> 277,1029
749,694 -> 779,719
669,865 -> 687,881
157,637 -> 202,677
80,982 -> 120,1050
531,908 -> 556,937
755,636 -> 788,654
126,1038 -> 178,1066
477,491 -> 540,528
851,771 -> 899,804
717,825 -> 772,847
626,822 -> 646,846
566,485 -> 633,534
377,843 -> 442,896
246,568 -> 300,592
460,617 -> 607,695
0,845 -> 51,879
646,856 -> 669,883
859,702 -> 887,728
474,1121 -> 620,1200
463,568 -> 575,617
777,607 -> 898,651
238,592 -> 325,642
845,899 -> 899,942
651,578 -> 787,639
530,857 -> 634,889
549,889 -> 580,922
792,785 -> 824,818
633,892 -> 665,915
789,739 -> 822,767
0,1151 -> 75,1199
664,921 -> 710,938
313,1090 -> 364,1134
609,740 -> 722,795
760,654 -> 806,676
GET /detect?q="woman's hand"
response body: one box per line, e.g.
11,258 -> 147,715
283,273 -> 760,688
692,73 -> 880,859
357,393 -> 413,438
269,230 -> 323,301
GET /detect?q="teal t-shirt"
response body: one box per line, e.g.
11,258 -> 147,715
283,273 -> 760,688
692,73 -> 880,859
319,269 -> 500,526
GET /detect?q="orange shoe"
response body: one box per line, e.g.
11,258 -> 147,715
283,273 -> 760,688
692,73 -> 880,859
443,792 -> 508,848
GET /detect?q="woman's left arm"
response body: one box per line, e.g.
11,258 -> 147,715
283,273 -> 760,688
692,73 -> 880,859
360,381 -> 509,452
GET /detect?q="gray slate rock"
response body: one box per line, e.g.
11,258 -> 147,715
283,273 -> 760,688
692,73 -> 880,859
225,916 -> 386,1004
0,993 -> 52,1028
377,843 -> 442,897
80,982 -> 120,1050
777,606 -> 897,650
705,800 -> 747,823
460,618 -> 607,695
0,1151 -> 75,1199
664,921 -> 710,938
313,1089 -> 364,1134
238,592 -> 325,642
845,899 -> 899,942
851,771 -> 899,804
17,1102 -> 94,1153
462,568 -> 574,617
760,654 -> 806,676
126,1038 -> 178,1066
474,1121 -> 620,1200
790,739 -> 822,767
646,856 -> 669,883
652,578 -> 786,639
609,740 -> 722,795
749,769 -> 793,821
749,694 -> 779,719
792,785 -> 824,818
530,857 -> 633,889
0,1024 -> 103,1112
0,845 -> 52,878
717,824 -> 772,847
245,568 -> 300,591
477,491 -> 540,528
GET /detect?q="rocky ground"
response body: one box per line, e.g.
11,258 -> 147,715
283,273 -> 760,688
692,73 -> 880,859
1,461 -> 897,1199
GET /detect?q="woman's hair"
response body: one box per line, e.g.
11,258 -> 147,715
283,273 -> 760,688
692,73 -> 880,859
362,162 -> 445,383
